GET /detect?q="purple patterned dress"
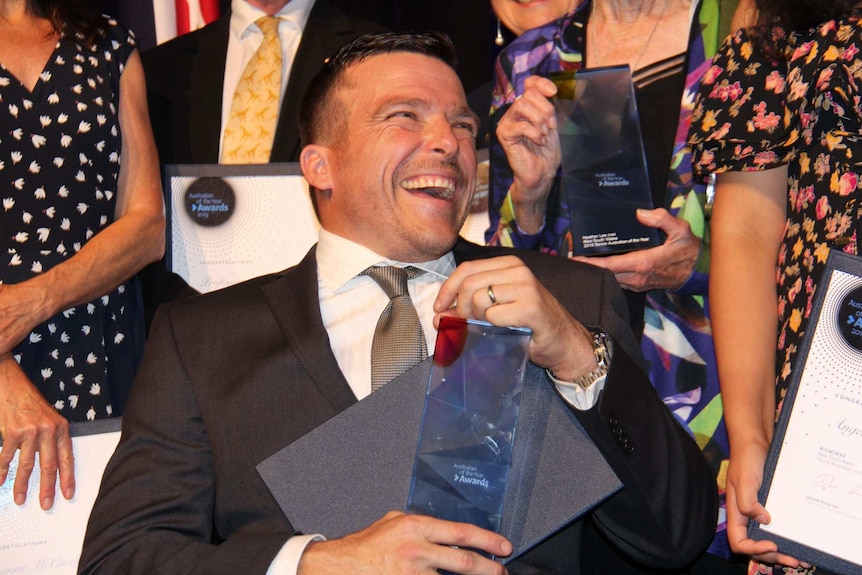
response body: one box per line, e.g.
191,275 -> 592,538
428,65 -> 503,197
487,0 -> 738,558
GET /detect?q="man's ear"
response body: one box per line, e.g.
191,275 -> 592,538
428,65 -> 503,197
300,145 -> 333,192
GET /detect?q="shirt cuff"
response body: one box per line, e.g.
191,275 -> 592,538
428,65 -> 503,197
547,370 -> 606,410
267,533 -> 326,575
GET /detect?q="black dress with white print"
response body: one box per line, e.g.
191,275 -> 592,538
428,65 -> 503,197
0,18 -> 145,422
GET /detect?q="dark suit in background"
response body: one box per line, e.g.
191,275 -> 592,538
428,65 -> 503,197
79,241 -> 717,575
136,0 -> 383,329
141,0 -> 383,165
95,0 -> 497,94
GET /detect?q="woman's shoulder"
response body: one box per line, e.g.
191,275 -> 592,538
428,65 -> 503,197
76,15 -> 138,77
95,15 -> 137,54
785,10 -> 862,70
688,29 -> 793,174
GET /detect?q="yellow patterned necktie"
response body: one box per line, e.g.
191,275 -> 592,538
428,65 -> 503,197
221,16 -> 282,164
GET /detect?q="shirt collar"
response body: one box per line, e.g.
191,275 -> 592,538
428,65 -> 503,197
230,0 -> 317,38
316,229 -> 456,293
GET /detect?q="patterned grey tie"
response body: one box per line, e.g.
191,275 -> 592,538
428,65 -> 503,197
364,266 -> 428,391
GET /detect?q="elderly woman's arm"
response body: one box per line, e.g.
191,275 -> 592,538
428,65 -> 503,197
0,50 -> 164,510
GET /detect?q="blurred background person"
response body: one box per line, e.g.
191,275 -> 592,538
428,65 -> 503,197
136,0 -> 383,330
0,0 -> 164,509
141,0 -> 383,167
484,0 -> 742,567
689,1 -> 862,573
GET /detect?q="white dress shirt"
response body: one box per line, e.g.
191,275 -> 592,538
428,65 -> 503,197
316,229 -> 455,400
267,230 -> 605,573
220,0 -> 317,158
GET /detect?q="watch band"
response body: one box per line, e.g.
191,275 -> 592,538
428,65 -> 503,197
570,330 -> 613,390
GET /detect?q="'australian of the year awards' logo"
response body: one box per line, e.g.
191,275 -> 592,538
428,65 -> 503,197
838,285 -> 862,353
184,177 -> 236,227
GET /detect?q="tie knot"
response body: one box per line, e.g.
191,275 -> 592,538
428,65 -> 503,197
256,16 -> 280,39
364,266 -> 422,300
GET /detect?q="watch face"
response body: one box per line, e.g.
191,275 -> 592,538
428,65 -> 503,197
592,331 -> 611,367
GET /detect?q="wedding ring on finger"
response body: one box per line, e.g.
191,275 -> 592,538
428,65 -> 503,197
487,285 -> 498,306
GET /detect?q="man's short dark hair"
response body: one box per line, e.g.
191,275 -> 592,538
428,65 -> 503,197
298,31 -> 459,149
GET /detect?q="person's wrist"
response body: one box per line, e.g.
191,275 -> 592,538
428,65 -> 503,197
296,539 -> 337,575
509,182 -> 548,233
549,330 -> 613,388
15,275 -> 57,327
728,428 -> 772,454
669,236 -> 703,290
38,275 -> 61,321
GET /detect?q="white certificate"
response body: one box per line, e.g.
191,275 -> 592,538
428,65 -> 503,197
0,418 -> 121,573
167,159 -> 493,293
752,251 -> 862,575
166,163 -> 320,293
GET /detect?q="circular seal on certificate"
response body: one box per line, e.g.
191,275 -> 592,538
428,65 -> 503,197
837,285 -> 862,353
184,177 -> 235,227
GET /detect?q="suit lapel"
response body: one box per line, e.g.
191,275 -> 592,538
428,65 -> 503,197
259,246 -> 358,413
271,0 -> 358,162
256,240 -> 491,414
452,238 -> 495,265
186,16 -> 230,163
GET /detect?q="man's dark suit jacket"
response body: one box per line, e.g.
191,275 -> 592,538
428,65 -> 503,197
141,0 -> 384,165
79,241 -> 718,575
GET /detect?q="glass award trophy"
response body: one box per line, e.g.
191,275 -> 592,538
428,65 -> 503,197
551,65 -> 659,256
407,317 -> 531,543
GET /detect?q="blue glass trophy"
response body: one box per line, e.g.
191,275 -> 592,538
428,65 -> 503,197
551,65 -> 659,256
407,317 -> 531,541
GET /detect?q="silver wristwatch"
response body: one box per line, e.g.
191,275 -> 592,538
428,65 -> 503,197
571,330 -> 613,390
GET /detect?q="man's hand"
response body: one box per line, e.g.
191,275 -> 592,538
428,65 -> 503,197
573,208 -> 700,292
496,76 -> 561,234
298,511 -> 511,574
434,256 -> 597,381
0,353 -> 74,510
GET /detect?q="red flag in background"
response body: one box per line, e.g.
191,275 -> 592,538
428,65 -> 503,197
147,0 -> 220,47
174,0 -> 221,36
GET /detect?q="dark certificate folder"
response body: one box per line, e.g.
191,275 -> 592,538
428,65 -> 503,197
257,358 -> 621,563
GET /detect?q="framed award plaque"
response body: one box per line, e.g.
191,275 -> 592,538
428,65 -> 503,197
165,163 -> 319,293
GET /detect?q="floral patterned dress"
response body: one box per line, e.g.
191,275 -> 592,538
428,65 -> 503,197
0,19 -> 145,422
689,11 -> 862,575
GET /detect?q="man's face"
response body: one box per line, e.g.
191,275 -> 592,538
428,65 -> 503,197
309,52 -> 478,262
